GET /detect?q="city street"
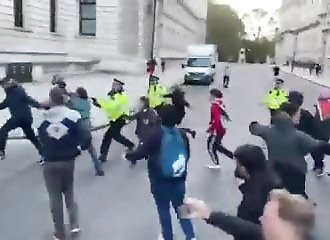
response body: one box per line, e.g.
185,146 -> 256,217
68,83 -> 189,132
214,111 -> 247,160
0,64 -> 330,240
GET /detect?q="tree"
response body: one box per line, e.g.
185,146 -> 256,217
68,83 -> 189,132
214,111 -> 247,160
206,3 -> 245,62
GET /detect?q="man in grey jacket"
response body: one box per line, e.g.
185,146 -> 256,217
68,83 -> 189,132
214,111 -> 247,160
249,108 -> 330,199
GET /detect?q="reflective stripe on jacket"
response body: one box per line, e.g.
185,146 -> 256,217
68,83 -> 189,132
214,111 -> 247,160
98,92 -> 129,121
148,85 -> 167,108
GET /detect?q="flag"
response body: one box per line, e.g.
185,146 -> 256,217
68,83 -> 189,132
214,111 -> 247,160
317,99 -> 330,121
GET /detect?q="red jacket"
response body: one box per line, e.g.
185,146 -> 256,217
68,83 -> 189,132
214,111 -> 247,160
208,98 -> 226,135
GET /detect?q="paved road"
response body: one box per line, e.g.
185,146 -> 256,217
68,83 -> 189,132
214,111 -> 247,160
0,64 -> 329,240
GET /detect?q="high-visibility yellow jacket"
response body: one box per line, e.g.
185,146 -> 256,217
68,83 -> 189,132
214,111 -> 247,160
263,88 -> 288,110
98,91 -> 129,121
148,84 -> 167,108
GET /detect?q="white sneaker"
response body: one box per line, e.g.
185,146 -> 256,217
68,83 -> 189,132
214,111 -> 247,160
71,227 -> 81,233
158,234 -> 164,240
207,164 -> 221,169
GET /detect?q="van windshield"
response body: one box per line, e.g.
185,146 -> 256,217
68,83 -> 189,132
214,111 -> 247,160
187,58 -> 211,67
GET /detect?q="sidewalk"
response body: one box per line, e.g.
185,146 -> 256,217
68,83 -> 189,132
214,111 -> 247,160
281,66 -> 330,88
0,66 -> 184,138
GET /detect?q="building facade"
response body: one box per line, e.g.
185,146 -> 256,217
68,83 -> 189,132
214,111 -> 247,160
0,0 -> 207,81
275,0 -> 330,70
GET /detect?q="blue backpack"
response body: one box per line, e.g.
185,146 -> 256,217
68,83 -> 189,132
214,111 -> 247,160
159,126 -> 188,178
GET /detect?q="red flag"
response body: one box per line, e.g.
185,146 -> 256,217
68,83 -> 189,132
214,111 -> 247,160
317,99 -> 330,121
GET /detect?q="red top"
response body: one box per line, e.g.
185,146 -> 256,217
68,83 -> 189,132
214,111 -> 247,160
208,98 -> 226,135
317,99 -> 330,121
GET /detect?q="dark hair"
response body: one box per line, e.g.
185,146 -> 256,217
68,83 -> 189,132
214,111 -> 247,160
158,105 -> 178,127
76,87 -> 88,99
288,91 -> 304,107
234,144 -> 266,174
210,88 -> 223,98
280,102 -> 299,117
139,96 -> 149,107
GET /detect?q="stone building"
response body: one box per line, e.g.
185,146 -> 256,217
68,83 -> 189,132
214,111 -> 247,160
0,0 -> 207,81
275,0 -> 330,71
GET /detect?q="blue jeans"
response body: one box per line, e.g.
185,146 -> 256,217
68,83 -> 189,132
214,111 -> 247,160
81,119 -> 103,173
151,180 -> 195,240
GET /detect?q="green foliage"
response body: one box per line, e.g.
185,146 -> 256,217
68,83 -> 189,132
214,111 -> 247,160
243,38 -> 275,63
206,3 -> 244,62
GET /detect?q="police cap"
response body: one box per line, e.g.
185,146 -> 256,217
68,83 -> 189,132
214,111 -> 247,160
149,75 -> 160,82
275,78 -> 284,84
113,78 -> 125,86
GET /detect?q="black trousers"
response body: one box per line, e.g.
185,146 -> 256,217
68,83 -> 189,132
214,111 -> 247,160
0,117 -> 42,154
273,162 -> 308,199
269,109 -> 278,124
207,133 -> 233,165
99,117 -> 134,161
223,76 -> 230,87
310,148 -> 325,170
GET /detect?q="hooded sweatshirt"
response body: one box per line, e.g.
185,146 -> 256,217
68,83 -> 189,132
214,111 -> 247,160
249,112 -> 321,174
208,97 -> 229,135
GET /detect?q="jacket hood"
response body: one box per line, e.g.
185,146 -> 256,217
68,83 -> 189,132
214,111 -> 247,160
272,112 -> 295,130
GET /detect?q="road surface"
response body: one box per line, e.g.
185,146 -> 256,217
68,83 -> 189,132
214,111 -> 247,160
0,64 -> 329,240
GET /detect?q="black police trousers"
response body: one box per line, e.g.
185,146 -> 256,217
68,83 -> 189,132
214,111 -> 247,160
99,117 -> 134,162
0,117 -> 42,154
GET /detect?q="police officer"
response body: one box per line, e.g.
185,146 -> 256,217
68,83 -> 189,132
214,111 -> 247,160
262,78 -> 288,122
148,75 -> 168,113
0,77 -> 44,162
92,78 -> 135,163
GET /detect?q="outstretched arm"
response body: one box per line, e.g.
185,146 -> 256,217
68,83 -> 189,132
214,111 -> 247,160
0,98 -> 8,110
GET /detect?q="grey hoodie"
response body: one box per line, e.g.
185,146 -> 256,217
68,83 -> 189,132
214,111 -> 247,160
249,112 -> 320,174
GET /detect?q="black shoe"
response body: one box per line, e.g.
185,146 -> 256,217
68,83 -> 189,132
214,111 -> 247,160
96,170 -> 105,176
0,150 -> 5,160
191,130 -> 196,139
129,160 -> 137,168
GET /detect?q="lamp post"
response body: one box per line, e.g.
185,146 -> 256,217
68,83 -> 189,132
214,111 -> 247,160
150,0 -> 157,60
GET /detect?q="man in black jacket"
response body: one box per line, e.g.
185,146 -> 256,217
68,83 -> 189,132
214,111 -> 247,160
0,77 -> 44,161
288,91 -> 327,176
125,105 -> 195,240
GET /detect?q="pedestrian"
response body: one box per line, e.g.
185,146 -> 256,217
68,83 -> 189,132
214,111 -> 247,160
38,87 -> 91,240
207,88 -> 233,169
273,65 -> 280,77
124,105 -> 196,240
288,91 -> 327,176
182,189 -> 315,240
249,104 -> 330,198
92,78 -> 135,163
68,87 -> 104,176
148,75 -> 168,113
161,59 -> 166,72
262,78 -> 288,123
0,77 -> 44,163
130,96 -> 160,166
163,86 -> 196,138
223,65 -> 231,88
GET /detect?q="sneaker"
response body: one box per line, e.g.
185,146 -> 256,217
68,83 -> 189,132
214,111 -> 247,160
71,227 -> 81,234
191,130 -> 197,139
96,170 -> 105,176
315,168 -> 326,177
158,234 -> 164,240
38,158 -> 45,166
53,234 -> 64,240
0,150 -> 5,160
129,160 -> 137,168
207,164 -> 221,169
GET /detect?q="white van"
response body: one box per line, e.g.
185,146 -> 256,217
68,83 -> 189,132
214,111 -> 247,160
182,44 -> 218,85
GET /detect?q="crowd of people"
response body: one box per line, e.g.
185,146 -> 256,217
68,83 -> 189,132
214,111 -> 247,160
0,64 -> 327,240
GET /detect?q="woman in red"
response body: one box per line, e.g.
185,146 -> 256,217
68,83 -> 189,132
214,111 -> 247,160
207,89 -> 233,169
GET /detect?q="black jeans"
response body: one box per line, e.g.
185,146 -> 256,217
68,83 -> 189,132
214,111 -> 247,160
269,109 -> 278,124
99,117 -> 134,161
43,160 -> 79,238
223,76 -> 230,87
310,148 -> 325,170
273,162 -> 308,199
207,133 -> 233,165
0,117 -> 42,154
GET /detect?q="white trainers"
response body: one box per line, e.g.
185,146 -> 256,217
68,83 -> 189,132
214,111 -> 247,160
207,164 -> 221,169
158,234 -> 164,240
71,227 -> 81,233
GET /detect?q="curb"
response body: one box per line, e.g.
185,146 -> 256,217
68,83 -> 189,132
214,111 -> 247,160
281,69 -> 330,88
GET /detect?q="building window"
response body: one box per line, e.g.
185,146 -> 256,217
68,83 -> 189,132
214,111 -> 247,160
14,0 -> 24,27
50,0 -> 57,32
79,0 -> 96,36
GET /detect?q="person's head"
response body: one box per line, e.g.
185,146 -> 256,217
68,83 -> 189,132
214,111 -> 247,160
49,87 -> 66,106
149,75 -> 159,85
280,102 -> 300,124
158,105 -> 178,127
51,75 -> 66,89
112,78 -> 124,92
261,189 -> 315,240
274,78 -> 284,89
76,87 -> 88,99
138,96 -> 149,110
288,91 -> 304,107
234,144 -> 267,180
209,88 -> 223,102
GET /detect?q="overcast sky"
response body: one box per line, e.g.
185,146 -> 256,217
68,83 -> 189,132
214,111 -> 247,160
215,0 -> 282,16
